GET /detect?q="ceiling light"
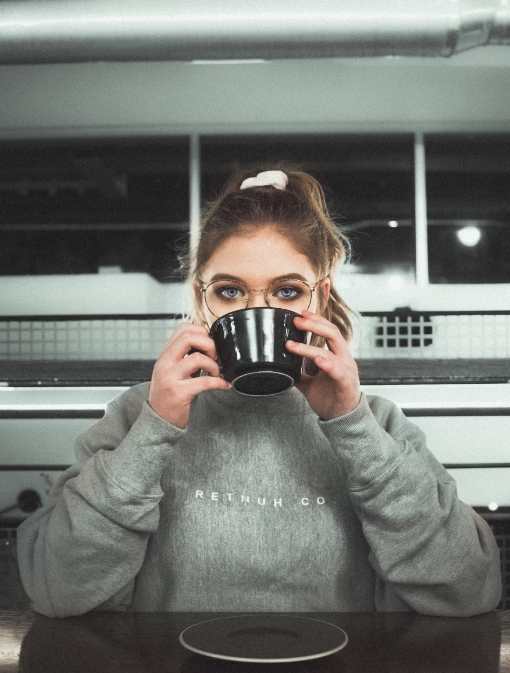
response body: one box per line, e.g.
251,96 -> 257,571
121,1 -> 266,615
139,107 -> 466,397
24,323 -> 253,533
388,220 -> 398,228
456,225 -> 481,247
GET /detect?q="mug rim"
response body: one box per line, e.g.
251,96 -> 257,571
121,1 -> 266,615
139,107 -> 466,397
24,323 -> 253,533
209,305 -> 303,334
231,370 -> 295,397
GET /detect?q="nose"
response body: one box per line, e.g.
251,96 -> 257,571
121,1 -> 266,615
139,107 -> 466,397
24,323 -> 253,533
248,289 -> 269,308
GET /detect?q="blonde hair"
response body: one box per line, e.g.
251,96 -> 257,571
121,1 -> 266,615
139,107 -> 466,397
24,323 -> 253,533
178,168 -> 354,375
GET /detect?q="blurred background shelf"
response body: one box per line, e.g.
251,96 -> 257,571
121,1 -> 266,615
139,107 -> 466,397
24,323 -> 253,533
1,357 -> 510,388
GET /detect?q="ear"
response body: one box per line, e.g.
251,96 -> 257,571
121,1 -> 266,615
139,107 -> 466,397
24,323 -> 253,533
318,278 -> 331,313
192,283 -> 208,326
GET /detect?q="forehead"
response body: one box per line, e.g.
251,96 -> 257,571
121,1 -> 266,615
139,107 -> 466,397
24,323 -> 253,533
203,228 -> 316,283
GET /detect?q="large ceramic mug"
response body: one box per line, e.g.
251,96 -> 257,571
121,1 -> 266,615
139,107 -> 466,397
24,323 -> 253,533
209,307 -> 309,396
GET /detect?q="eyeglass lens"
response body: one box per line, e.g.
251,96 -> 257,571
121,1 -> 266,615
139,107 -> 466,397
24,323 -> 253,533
204,280 -> 313,317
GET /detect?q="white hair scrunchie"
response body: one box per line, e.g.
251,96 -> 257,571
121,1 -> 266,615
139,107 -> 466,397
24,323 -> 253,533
240,170 -> 288,191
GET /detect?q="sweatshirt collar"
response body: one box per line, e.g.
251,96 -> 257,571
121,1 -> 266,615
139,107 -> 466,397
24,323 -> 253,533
206,385 -> 310,416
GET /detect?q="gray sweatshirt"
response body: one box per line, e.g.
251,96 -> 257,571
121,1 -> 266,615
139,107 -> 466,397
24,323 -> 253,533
17,383 -> 502,618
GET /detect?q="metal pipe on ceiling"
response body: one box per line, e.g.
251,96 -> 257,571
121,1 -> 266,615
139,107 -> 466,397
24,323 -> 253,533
0,0 -> 508,65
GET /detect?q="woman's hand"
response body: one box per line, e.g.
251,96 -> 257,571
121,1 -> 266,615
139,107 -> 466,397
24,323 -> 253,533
286,309 -> 361,420
149,323 -> 231,429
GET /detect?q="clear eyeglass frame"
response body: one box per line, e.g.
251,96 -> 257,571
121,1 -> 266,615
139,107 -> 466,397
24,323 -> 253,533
200,277 -> 324,319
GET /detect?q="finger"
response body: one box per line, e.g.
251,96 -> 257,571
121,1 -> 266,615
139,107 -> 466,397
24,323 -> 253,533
287,340 -> 353,383
158,323 -> 202,358
309,351 -> 345,382
292,311 -> 347,357
316,350 -> 359,384
298,310 -> 343,338
165,322 -> 206,346
181,374 -> 232,399
286,339 -> 338,364
165,328 -> 217,364
313,353 -> 337,374
178,352 -> 223,380
293,371 -> 313,396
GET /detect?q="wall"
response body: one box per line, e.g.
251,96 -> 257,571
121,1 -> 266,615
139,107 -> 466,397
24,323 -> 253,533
1,48 -> 510,138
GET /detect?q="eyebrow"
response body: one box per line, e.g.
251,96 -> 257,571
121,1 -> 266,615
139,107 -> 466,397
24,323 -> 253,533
206,273 -> 311,285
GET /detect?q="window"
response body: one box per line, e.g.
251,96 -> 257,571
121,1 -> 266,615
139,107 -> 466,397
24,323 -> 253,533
201,134 -> 415,277
2,133 -> 510,286
426,134 -> 510,283
0,138 -> 189,281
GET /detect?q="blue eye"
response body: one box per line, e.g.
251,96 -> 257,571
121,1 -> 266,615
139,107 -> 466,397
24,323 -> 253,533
218,285 -> 244,300
275,286 -> 301,299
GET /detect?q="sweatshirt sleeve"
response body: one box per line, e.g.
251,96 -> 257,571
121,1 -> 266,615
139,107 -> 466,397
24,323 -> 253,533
17,384 -> 186,618
318,393 -> 502,617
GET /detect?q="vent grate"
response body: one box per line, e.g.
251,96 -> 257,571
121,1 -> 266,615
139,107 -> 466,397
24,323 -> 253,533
374,315 -> 433,350
0,315 -> 181,361
1,312 -> 510,363
489,517 -> 510,610
0,527 -> 31,610
355,311 -> 510,359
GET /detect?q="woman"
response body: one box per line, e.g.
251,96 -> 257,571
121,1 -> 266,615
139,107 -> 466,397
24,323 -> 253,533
18,169 -> 502,618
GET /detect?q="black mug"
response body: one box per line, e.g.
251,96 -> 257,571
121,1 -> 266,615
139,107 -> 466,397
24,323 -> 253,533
209,307 -> 308,396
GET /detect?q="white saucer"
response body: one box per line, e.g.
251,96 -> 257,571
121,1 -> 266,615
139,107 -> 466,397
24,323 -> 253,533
179,614 -> 348,663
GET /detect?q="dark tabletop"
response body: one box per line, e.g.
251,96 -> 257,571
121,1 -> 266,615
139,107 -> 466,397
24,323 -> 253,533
1,610 -> 509,673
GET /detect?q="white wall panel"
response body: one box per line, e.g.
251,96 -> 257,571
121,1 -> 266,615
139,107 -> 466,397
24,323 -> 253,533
447,468 -> 510,508
1,55 -> 510,139
0,418 -> 96,465
410,416 -> 510,465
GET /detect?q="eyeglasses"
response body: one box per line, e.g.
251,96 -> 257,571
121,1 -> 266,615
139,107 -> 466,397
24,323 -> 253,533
200,277 -> 324,319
